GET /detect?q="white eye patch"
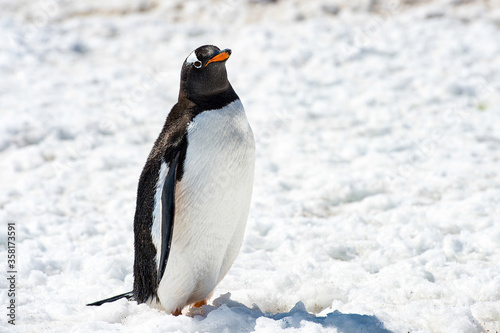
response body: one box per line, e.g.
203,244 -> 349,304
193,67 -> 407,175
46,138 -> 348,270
186,51 -> 200,64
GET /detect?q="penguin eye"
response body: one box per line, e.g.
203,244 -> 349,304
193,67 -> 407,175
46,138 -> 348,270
193,61 -> 202,68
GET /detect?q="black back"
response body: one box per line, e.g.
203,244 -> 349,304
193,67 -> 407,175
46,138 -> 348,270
133,45 -> 239,303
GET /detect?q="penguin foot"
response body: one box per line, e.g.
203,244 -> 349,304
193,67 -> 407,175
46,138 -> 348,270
186,298 -> 210,317
192,299 -> 208,308
172,309 -> 183,316
192,290 -> 213,309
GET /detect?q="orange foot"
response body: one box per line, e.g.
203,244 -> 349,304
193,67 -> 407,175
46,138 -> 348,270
192,299 -> 208,308
191,290 -> 213,310
172,309 -> 183,316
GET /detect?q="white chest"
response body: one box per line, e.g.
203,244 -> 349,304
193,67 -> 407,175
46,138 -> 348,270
181,99 -> 255,207
175,99 -> 255,251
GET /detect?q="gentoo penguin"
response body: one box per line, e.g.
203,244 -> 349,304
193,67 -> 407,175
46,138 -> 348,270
87,45 -> 255,315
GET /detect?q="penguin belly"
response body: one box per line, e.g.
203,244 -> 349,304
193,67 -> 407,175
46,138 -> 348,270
152,100 -> 255,313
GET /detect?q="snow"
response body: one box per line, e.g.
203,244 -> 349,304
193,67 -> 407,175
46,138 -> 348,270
1,0 -> 500,332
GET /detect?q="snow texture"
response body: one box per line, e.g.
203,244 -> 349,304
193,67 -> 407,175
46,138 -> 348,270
1,0 -> 500,332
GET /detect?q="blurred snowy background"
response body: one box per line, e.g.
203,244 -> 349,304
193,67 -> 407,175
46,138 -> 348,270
1,0 -> 500,332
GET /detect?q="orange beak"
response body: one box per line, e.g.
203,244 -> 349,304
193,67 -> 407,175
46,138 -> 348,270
205,49 -> 231,67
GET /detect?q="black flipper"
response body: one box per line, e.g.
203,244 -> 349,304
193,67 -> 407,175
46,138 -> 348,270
86,291 -> 134,306
157,151 -> 180,285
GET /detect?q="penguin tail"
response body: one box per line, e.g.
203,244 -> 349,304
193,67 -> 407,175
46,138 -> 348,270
86,291 -> 134,306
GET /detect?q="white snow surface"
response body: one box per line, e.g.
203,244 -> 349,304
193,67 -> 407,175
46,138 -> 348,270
1,0 -> 500,332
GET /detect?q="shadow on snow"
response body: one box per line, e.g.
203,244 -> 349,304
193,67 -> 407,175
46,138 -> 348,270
188,293 -> 393,333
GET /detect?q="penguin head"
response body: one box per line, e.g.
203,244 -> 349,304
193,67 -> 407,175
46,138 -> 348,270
180,45 -> 232,101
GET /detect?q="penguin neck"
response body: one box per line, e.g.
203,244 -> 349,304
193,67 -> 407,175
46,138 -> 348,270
179,85 -> 239,111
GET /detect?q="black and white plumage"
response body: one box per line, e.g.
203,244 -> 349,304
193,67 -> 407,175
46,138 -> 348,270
87,45 -> 255,315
